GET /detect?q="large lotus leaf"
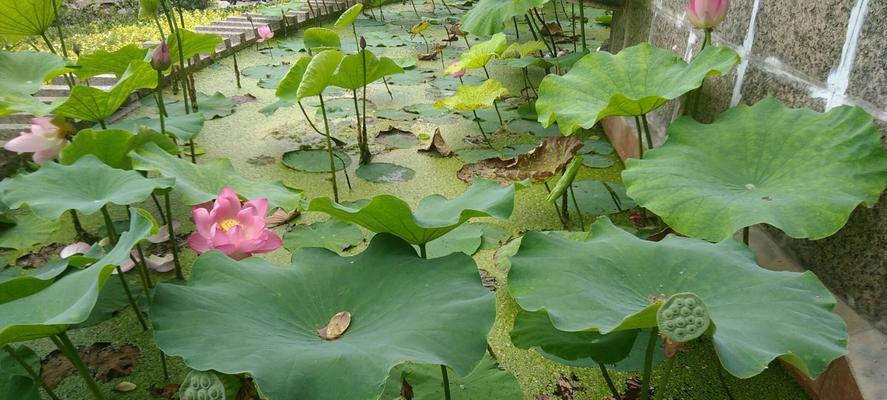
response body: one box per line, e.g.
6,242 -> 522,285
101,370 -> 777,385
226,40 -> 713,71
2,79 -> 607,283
283,219 -> 364,254
622,97 -> 887,241
130,142 -> 302,211
297,50 -> 344,100
334,3 -> 363,28
304,27 -> 341,51
0,94 -> 57,117
0,345 -> 41,400
108,113 -> 205,141
275,56 -> 312,103
0,0 -> 57,36
458,136 -> 583,184
167,29 -> 223,63
461,0 -> 543,36
74,44 -> 149,79
435,79 -> 508,112
0,51 -> 69,96
0,259 -> 68,303
536,43 -> 740,134
447,33 -> 507,72
308,179 -> 518,245
0,208 -> 156,346
0,210 -> 59,251
508,217 -> 848,379
330,50 -> 404,90
59,128 -> 176,169
55,60 -> 158,123
379,356 -> 522,400
0,156 -> 173,220
151,234 -> 495,400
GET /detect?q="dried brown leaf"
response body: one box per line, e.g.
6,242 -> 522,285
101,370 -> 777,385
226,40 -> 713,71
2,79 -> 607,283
418,129 -> 453,157
457,136 -> 583,184
317,311 -> 352,340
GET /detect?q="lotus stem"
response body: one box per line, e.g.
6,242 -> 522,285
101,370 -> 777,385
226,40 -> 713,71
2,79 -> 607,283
543,182 -> 568,229
3,345 -> 62,400
318,94 -> 340,202
297,101 -> 324,135
419,243 -> 427,259
130,251 -> 151,297
419,33 -> 430,53
532,8 -> 559,56
135,243 -> 154,288
742,226 -> 750,245
361,48 -> 370,151
654,354 -> 678,400
597,362 -> 620,399
163,192 -> 184,280
440,0 -> 453,15
440,365 -> 451,400
53,332 -> 108,400
160,0 -> 190,114
524,14 -> 540,42
333,153 -> 353,190
352,90 -> 370,164
69,209 -> 87,241
561,191 -> 569,224
151,193 -> 167,225
601,182 -> 624,213
641,113 -> 654,150
377,0 -> 386,21
100,206 -> 118,245
569,184 -> 584,231
189,139 -> 197,163
717,364 -> 736,400
382,77 -> 394,99
570,3 -> 577,52
159,350 -> 170,382
471,111 -> 493,149
115,263 -> 149,330
578,0 -> 586,52
409,0 -> 420,18
639,327 -> 659,400
513,16 -> 521,40
233,52 -> 242,89
429,0 -> 436,12
633,116 -> 644,158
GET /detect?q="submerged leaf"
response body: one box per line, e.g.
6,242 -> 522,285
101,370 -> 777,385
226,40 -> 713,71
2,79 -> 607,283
458,136 -> 583,184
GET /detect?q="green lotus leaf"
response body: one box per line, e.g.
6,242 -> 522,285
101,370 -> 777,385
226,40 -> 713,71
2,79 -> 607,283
59,128 -> 176,169
0,345 -> 41,400
109,113 -> 205,141
241,63 -> 290,89
0,156 -> 173,220
508,217 -> 848,379
0,208 -> 156,346
622,97 -> 887,241
0,209 -> 59,251
275,56 -> 312,103
434,79 -> 508,111
55,60 -> 158,123
461,0 -> 543,36
505,56 -> 553,70
447,33 -> 507,72
304,27 -> 341,52
422,222 -> 484,259
568,180 -> 635,216
138,0 -> 160,19
131,142 -> 302,210
297,50 -> 344,100
75,274 -> 145,329
281,147 -> 351,172
330,50 -> 404,90
283,219 -> 364,254
0,51 -> 69,96
167,29 -> 223,64
0,259 -> 68,303
379,356 -> 522,400
308,179 -> 518,245
334,3 -> 363,28
0,94 -> 58,117
356,162 -> 415,183
0,0 -> 58,36
536,43 -> 740,134
151,234 -> 495,400
502,41 -> 546,58
74,44 -> 149,79
165,92 -> 234,120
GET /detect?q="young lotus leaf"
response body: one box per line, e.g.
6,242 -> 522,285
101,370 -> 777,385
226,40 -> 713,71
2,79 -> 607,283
150,234 -> 495,400
434,79 -> 508,111
283,219 -> 364,254
334,3 -> 363,28
0,0 -> 58,36
304,27 -> 341,51
130,142 -> 302,210
622,97 -> 887,241
461,0 -> 543,36
55,61 -> 158,123
330,50 -> 404,90
508,217 -> 848,379
109,113 -> 205,141
0,210 -> 59,251
0,156 -> 173,220
167,29 -> 223,64
0,345 -> 41,400
74,44 -> 149,79
59,128 -> 177,169
0,51 -> 69,96
0,208 -> 156,346
379,356 -> 522,400
308,179 -> 518,245
536,43 -> 740,134
457,136 -> 583,184
446,33 -> 507,72
297,50 -> 344,100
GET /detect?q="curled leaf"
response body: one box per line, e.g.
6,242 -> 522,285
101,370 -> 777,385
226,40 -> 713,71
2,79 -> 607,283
457,136 -> 583,184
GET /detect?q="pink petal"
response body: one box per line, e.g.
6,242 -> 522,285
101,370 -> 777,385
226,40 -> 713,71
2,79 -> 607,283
192,207 -> 214,236
60,242 -> 91,258
210,187 -> 242,221
187,232 -> 213,254
4,132 -> 52,154
31,117 -> 57,134
244,197 -> 270,219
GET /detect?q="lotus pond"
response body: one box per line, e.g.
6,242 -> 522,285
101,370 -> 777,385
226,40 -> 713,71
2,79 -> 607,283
1,0 -> 886,399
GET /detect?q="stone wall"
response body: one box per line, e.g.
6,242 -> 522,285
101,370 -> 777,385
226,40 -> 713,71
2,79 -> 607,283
610,0 -> 887,332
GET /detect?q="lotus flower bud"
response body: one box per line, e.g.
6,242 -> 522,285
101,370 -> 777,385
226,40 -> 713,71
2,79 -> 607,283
359,36 -> 367,49
151,41 -> 171,71
687,0 -> 729,30
72,42 -> 82,57
256,25 -> 274,43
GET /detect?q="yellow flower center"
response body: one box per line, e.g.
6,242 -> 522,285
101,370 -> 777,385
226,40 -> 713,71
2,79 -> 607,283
219,219 -> 240,232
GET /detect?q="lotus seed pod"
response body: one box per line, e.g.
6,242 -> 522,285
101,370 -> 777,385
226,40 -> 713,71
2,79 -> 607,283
657,292 -> 711,343
179,370 -> 226,400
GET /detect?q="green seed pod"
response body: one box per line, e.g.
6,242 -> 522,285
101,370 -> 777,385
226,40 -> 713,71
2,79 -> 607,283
546,156 -> 583,203
657,292 -> 710,343
179,370 -> 226,400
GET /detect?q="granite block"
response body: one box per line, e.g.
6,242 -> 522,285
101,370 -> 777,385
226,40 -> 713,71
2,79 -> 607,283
847,0 -> 887,109
739,63 -> 825,111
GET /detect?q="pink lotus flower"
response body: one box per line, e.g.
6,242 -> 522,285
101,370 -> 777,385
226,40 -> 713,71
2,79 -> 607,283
449,61 -> 465,78
256,25 -> 274,43
3,117 -> 66,165
687,0 -> 729,30
187,188 -> 282,260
